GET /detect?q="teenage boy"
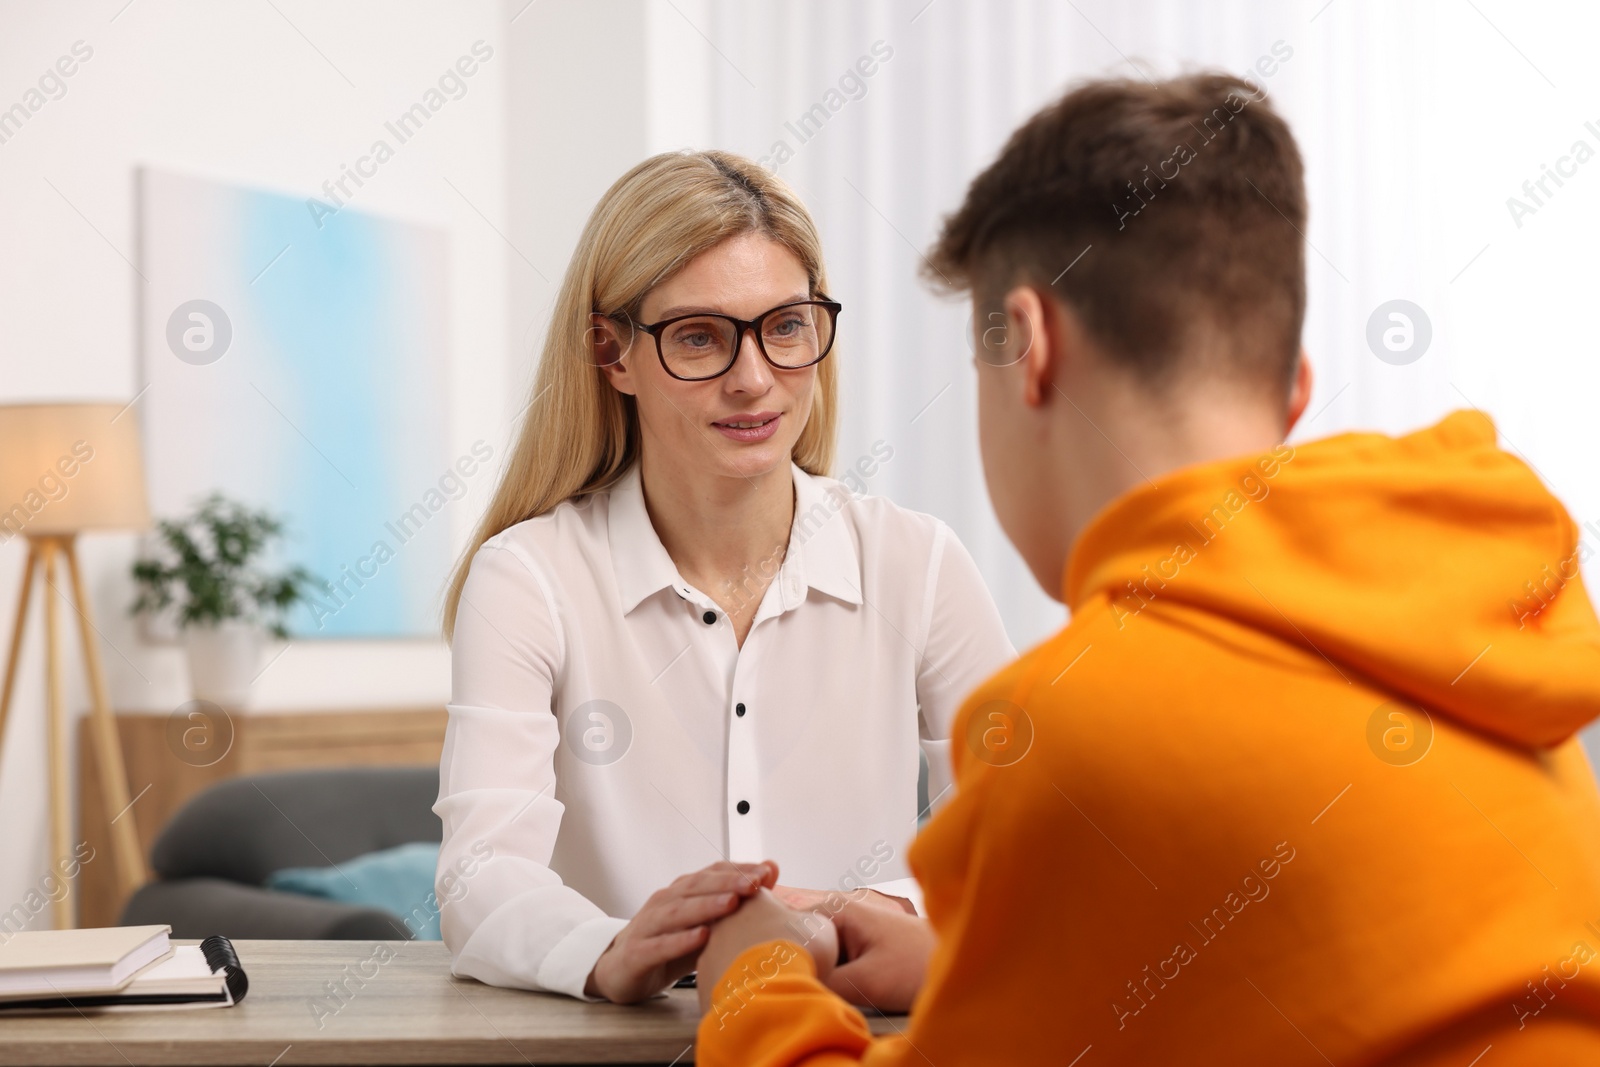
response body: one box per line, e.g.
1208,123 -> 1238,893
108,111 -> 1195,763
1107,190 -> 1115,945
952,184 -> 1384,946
693,72 -> 1600,1065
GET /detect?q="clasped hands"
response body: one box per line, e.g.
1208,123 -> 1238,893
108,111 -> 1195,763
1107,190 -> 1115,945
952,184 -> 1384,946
584,859 -> 934,1014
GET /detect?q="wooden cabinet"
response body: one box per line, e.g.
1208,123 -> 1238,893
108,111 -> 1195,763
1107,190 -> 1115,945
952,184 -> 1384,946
76,706 -> 446,929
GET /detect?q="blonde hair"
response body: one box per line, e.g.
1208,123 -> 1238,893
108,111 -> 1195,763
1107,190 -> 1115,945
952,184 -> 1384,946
440,150 -> 839,641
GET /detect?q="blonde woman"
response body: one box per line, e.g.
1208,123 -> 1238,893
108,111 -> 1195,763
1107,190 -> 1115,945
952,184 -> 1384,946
435,150 -> 1013,1004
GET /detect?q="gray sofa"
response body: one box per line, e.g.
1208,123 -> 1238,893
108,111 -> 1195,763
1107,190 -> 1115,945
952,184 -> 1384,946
119,766 -> 441,940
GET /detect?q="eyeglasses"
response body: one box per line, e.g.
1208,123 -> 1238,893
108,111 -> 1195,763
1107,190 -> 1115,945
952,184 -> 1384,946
615,298 -> 841,382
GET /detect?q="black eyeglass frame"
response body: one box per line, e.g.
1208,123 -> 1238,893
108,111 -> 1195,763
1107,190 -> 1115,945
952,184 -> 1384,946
612,298 -> 843,382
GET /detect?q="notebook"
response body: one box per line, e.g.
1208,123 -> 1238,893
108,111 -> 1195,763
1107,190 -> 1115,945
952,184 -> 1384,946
0,936 -> 247,1013
0,924 -> 171,998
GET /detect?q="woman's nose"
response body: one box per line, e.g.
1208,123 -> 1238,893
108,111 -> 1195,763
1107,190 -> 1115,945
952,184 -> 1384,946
725,328 -> 774,392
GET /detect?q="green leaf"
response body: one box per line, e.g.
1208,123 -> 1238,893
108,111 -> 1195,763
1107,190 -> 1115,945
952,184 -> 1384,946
127,491 -> 325,636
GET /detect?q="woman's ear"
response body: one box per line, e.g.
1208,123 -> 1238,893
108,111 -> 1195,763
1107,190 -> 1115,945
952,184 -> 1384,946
589,314 -> 637,395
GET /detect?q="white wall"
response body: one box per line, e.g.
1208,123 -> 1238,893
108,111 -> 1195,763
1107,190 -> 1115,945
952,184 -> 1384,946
505,0 -> 652,425
0,0 -> 513,925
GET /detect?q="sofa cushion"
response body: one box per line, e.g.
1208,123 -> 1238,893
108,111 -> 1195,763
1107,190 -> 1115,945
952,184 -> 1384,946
150,766 -> 441,886
265,841 -> 442,939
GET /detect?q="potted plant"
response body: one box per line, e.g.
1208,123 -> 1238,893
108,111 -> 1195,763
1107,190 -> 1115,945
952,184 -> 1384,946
129,492 -> 320,708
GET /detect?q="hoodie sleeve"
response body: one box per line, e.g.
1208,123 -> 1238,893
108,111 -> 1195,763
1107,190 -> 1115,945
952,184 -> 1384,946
695,940 -> 885,1067
434,541 -> 628,1000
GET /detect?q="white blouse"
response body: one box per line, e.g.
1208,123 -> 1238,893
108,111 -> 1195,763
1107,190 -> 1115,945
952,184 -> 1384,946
433,459 -> 1014,999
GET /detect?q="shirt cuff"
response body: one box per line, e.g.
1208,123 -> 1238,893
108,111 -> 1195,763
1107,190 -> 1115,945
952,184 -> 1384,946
535,914 -> 631,1001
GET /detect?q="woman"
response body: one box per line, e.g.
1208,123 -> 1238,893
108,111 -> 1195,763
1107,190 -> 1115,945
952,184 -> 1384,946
435,150 -> 1013,1004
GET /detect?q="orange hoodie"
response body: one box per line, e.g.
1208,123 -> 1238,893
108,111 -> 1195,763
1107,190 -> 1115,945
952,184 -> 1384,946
697,411 -> 1600,1066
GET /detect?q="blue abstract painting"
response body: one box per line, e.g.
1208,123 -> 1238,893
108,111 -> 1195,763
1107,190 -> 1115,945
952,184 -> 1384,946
139,169 -> 451,639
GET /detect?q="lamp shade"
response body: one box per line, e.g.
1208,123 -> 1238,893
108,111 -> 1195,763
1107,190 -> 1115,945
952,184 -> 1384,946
0,402 -> 151,539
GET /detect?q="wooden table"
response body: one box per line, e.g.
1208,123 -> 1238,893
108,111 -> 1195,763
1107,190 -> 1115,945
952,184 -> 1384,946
0,940 -> 905,1065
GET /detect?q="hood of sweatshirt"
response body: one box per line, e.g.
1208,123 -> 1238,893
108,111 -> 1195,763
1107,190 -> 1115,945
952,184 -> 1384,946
1065,410 -> 1600,748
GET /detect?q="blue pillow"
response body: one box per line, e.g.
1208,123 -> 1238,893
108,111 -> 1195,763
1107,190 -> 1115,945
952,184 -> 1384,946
265,841 -> 442,940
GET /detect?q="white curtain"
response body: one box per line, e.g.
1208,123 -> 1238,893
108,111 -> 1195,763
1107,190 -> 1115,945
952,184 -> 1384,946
647,0 -> 1600,653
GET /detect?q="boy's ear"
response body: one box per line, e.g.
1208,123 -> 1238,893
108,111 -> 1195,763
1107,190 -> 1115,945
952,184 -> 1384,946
1284,349 -> 1313,436
589,314 -> 636,395
999,285 -> 1054,408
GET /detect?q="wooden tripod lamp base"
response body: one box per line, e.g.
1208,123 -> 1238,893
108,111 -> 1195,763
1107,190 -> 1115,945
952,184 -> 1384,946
0,400 -> 157,930
0,535 -> 148,929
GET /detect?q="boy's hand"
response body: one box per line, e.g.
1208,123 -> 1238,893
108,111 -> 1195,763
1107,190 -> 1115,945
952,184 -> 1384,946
823,897 -> 936,1013
696,887 -> 839,1014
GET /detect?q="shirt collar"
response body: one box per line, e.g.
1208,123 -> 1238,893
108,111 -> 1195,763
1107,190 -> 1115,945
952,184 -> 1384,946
784,463 -> 864,609
607,460 -> 863,617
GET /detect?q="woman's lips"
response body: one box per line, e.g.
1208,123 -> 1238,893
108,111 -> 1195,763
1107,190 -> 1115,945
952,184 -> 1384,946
712,412 -> 781,443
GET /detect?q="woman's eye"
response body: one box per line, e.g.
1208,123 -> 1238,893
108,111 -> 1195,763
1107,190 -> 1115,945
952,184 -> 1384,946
769,316 -> 803,336
673,328 -> 715,348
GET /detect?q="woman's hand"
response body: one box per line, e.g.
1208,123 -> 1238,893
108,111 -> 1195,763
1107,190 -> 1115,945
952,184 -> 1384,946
823,897 -> 936,1013
771,884 -> 916,916
585,860 -> 778,1003
696,887 -> 839,1014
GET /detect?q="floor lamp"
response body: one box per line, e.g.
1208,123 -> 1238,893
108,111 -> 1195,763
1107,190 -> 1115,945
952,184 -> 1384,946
0,401 -> 151,929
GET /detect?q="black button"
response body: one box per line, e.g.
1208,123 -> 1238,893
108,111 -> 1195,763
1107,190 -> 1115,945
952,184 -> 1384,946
702,610 -> 717,624
736,800 -> 750,815
735,702 -> 746,717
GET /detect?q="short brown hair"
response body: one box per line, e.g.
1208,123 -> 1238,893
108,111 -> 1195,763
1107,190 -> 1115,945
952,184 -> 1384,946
927,72 -> 1306,396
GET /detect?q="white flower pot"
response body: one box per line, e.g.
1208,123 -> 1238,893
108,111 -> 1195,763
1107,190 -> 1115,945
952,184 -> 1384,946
184,620 -> 265,709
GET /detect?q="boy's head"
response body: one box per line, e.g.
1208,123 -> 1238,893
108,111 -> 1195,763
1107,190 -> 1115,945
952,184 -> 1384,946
928,72 -> 1313,596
